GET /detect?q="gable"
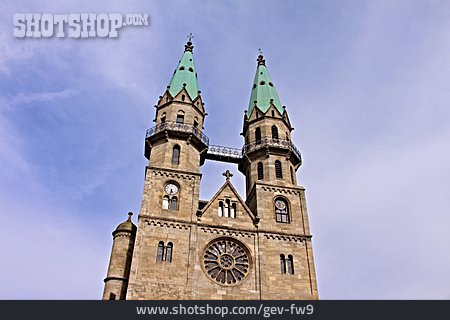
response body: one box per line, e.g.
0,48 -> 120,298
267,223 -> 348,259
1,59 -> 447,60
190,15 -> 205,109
198,181 -> 258,230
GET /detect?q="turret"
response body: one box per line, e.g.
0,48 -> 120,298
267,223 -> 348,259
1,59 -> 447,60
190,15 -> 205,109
103,212 -> 137,300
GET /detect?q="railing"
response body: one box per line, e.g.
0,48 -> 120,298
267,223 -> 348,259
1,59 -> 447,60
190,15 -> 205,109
242,137 -> 302,162
207,145 -> 242,160
146,121 -> 209,146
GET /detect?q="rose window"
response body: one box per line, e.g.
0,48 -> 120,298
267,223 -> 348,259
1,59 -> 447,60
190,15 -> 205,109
203,238 -> 250,285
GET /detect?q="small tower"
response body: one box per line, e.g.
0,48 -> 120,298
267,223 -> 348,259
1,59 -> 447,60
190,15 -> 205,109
103,212 -> 136,300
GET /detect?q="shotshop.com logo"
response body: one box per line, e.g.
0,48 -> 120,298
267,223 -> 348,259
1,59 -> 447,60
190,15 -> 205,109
13,13 -> 149,38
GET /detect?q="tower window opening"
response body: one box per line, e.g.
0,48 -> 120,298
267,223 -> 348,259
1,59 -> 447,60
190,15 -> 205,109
286,132 -> 289,141
161,112 -> 166,123
172,145 -> 180,165
176,111 -> 184,124
280,254 -> 286,274
188,67 -> 194,72
156,241 -> 164,262
193,117 -> 198,128
275,160 -> 283,179
169,196 -> 178,210
269,82 -> 273,86
271,110 -> 275,117
259,81 -> 265,85
179,66 -> 185,70
165,242 -> 173,262
181,94 -> 185,101
272,125 -> 279,140
162,196 -> 169,209
257,162 -> 264,180
109,292 -> 116,300
275,197 -> 290,223
255,127 -> 261,144
287,255 -> 294,274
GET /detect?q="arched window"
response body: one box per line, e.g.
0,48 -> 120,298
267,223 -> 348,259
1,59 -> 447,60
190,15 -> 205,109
287,255 -> 294,274
224,199 -> 230,218
109,292 -> 116,300
231,203 -> 236,218
156,241 -> 164,262
181,94 -> 185,101
165,242 -> 173,262
280,254 -> 286,274
271,125 -> 279,140
176,111 -> 184,124
169,196 -> 178,210
290,166 -> 295,184
275,198 -> 290,223
161,112 -> 166,123
275,160 -> 283,178
271,110 -> 275,117
162,196 -> 169,209
257,162 -> 264,180
193,117 -> 198,128
255,127 -> 261,144
172,145 -> 180,165
218,201 -> 223,217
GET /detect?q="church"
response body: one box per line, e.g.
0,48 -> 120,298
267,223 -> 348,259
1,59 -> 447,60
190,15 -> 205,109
102,38 -> 319,300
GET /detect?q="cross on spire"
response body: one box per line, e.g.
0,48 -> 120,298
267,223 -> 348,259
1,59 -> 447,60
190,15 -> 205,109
222,170 -> 233,181
258,48 -> 263,55
187,33 -> 194,42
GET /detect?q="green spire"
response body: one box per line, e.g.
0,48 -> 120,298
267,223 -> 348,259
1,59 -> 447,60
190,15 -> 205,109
168,39 -> 199,100
248,52 -> 283,115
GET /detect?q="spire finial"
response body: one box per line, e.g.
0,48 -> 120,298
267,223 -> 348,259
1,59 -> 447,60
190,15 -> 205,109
257,49 -> 265,66
127,211 -> 133,221
222,170 -> 233,181
185,34 -> 194,52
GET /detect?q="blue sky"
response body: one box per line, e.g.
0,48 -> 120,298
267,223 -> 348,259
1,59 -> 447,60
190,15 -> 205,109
0,0 -> 449,299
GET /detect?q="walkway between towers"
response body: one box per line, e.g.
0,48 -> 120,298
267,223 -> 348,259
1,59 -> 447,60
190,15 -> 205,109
205,145 -> 242,164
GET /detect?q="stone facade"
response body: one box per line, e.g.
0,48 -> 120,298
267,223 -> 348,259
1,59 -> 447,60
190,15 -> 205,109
102,41 -> 318,300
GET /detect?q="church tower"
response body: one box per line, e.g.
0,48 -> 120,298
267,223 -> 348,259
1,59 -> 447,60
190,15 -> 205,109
102,40 -> 318,300
239,53 -> 318,299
